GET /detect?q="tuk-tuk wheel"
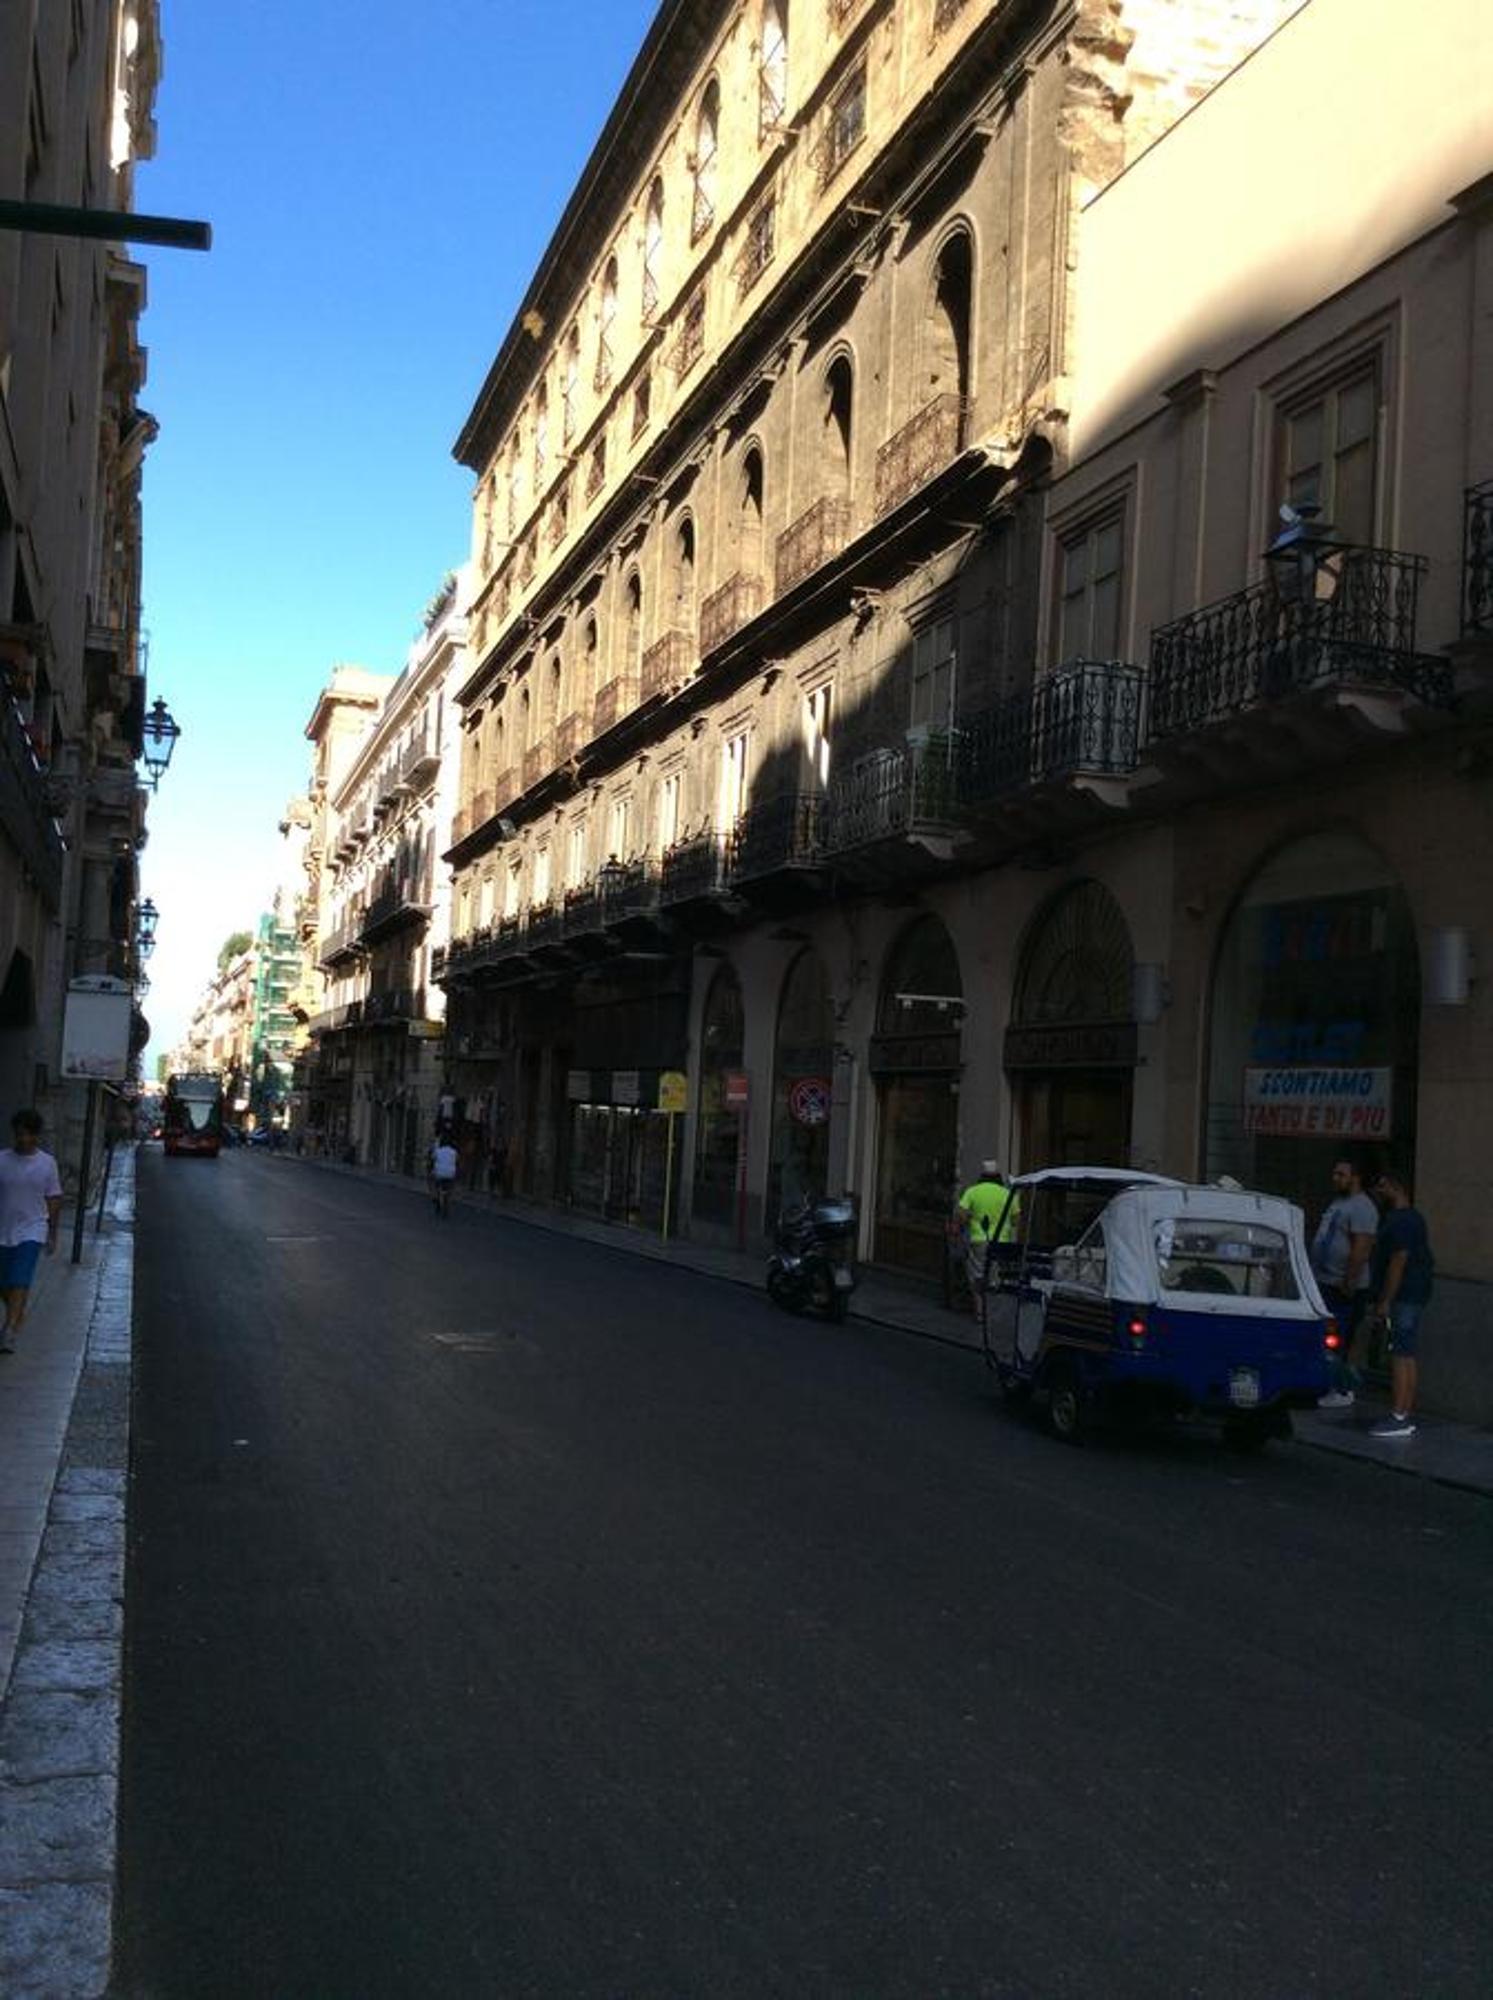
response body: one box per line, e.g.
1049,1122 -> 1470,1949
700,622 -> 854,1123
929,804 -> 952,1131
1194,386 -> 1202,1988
1046,1360 -> 1087,1444
1223,1414 -> 1273,1454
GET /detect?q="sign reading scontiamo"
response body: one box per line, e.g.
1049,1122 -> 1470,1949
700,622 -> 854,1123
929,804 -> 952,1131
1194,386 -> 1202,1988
1242,1066 -> 1393,1139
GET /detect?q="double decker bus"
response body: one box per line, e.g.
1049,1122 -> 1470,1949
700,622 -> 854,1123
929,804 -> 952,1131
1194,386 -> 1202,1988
163,1073 -> 225,1158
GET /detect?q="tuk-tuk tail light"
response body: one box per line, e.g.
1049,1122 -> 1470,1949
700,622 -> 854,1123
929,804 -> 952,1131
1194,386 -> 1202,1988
1126,1314 -> 1148,1346
1324,1320 -> 1342,1352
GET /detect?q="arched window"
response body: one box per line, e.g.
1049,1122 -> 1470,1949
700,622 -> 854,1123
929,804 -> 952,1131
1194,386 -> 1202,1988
519,682 -> 532,757
625,569 -> 644,673
597,256 -> 619,391
561,325 -> 580,447
533,382 -> 549,487
674,515 -> 696,632
547,653 -> 563,730
927,231 -> 973,444
692,81 -> 720,242
643,178 -> 665,321
507,432 -> 523,535
759,2 -> 788,137
582,613 -> 599,711
740,444 -> 765,575
824,354 -> 853,499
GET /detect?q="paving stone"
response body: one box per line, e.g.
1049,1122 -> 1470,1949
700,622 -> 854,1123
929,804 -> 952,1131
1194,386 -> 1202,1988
54,1469 -> 125,1498
20,1593 -> 121,1646
0,1879 -> 111,1998
41,1519 -> 120,1560
0,1689 -> 118,1783
48,1494 -> 123,1525
0,1771 -> 115,1883
10,1641 -> 118,1697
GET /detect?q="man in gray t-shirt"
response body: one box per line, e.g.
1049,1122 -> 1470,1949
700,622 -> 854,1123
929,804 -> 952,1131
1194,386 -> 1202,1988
1310,1157 -> 1379,1407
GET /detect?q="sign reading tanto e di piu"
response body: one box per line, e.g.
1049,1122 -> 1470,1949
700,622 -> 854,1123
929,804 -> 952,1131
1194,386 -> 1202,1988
1241,1065 -> 1393,1139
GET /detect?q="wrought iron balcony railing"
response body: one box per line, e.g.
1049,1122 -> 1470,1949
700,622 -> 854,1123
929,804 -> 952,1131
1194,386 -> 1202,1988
555,713 -> 584,765
874,393 -> 966,518
641,628 -> 694,702
961,660 -> 1144,804
401,730 -> 440,787
598,857 -> 659,923
660,829 -> 727,904
317,919 -> 364,969
729,793 -> 826,881
359,874 -> 433,941
775,495 -> 849,597
522,732 -> 554,792
593,677 -> 632,735
824,741 -> 962,854
700,572 -> 763,655
526,901 -> 563,951
1464,480 -> 1493,637
562,883 -> 602,937
363,984 -> 426,1024
430,943 -> 448,981
1149,545 -> 1452,739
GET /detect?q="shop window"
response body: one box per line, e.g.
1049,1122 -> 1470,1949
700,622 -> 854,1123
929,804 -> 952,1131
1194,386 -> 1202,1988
693,962 -> 745,1228
1277,355 -> 1381,546
1055,511 -> 1125,663
768,949 -> 833,1219
872,916 -> 964,1278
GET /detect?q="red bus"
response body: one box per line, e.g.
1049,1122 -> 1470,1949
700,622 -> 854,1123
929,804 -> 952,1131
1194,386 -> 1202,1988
163,1073 -> 225,1158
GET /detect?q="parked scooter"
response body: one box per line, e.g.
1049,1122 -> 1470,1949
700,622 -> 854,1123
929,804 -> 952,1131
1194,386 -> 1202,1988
766,1196 -> 858,1321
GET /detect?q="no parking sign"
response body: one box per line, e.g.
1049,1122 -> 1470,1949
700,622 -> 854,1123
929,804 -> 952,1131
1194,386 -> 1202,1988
788,1076 -> 831,1127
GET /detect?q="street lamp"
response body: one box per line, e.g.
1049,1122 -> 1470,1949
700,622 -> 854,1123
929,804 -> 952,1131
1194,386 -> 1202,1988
140,697 -> 182,789
137,897 -> 159,949
1263,501 -> 1345,607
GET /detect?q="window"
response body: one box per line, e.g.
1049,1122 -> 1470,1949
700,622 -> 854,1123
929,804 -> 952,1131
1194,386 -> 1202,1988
674,516 -> 696,630
804,680 -> 832,788
759,2 -> 788,138
504,859 -> 522,920
741,445 -> 765,573
692,81 -> 720,242
822,62 -> 866,183
911,614 -> 956,731
674,290 -> 705,376
561,325 -> 580,446
825,355 -> 853,497
643,178 -> 664,322
625,571 -> 644,672
1155,1219 -> 1300,1302
1279,359 -> 1380,546
608,795 -> 633,860
596,257 -> 618,392
567,819 -> 589,889
534,844 -> 552,907
507,434 -> 523,535
587,435 -> 608,499
1056,514 -> 1125,662
738,193 -> 776,294
632,371 -> 652,440
719,729 -> 750,830
533,383 -> 549,486
657,770 -> 682,852
927,232 -> 973,425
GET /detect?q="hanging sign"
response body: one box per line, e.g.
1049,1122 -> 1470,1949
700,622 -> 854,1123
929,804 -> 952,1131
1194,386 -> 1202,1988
788,1076 -> 831,1127
1241,1065 -> 1393,1139
61,976 -> 132,1082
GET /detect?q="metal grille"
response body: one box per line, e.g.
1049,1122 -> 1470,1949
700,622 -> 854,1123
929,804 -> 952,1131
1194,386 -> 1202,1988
775,494 -> 849,596
824,743 -> 960,853
1464,480 -> 1493,636
874,393 -> 966,518
660,829 -> 726,903
641,629 -> 693,702
961,661 -> 1143,802
700,572 -> 763,654
729,793 -> 825,880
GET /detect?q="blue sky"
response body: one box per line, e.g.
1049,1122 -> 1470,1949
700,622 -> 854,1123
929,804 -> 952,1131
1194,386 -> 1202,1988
138,0 -> 657,1061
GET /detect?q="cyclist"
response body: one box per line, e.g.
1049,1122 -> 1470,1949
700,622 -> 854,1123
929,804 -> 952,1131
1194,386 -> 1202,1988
429,1131 -> 459,1218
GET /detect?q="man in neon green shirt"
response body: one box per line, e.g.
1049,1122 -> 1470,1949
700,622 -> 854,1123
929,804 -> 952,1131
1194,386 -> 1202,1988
958,1160 -> 1020,1305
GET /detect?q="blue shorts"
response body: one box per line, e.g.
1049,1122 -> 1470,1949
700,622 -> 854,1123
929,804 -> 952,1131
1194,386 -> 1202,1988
1387,1300 -> 1424,1357
1,1240 -> 43,1289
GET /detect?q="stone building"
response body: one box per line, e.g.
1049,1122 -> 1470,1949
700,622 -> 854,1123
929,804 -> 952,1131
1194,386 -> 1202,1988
438,0 -> 1305,1258
304,583 -> 465,1170
0,1 -> 163,1151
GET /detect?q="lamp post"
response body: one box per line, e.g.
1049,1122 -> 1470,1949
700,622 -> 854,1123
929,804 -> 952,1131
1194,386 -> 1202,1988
140,697 -> 181,790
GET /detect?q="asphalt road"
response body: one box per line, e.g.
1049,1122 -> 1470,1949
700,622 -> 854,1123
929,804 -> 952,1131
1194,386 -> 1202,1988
115,1150 -> 1493,1999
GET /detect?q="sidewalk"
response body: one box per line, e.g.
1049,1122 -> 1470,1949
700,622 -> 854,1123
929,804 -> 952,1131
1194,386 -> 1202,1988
296,1151 -> 1493,1499
0,1145 -> 134,2000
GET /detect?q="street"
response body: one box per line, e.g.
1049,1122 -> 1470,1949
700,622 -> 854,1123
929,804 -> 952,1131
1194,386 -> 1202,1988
115,1151 -> 1493,1998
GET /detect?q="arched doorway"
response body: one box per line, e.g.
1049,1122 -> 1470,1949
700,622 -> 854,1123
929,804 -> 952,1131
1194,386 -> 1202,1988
693,962 -> 745,1229
1006,880 -> 1136,1167
871,915 -> 963,1277
1205,831 -> 1419,1215
768,951 -> 834,1220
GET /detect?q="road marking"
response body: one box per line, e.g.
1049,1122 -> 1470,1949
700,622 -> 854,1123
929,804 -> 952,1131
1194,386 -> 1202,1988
264,1235 -> 324,1243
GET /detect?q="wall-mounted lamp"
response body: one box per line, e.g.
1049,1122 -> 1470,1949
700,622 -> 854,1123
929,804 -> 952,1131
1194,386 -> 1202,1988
139,698 -> 181,789
1131,962 -> 1170,1025
1426,927 -> 1475,1006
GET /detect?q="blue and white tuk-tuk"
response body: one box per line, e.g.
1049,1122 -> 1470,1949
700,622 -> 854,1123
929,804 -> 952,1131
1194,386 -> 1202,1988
980,1169 -> 1340,1448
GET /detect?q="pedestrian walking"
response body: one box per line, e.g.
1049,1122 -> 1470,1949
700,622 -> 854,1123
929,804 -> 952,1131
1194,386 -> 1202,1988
0,1108 -> 63,1354
1365,1170 -> 1433,1439
956,1160 -> 1020,1312
1309,1155 -> 1379,1408
429,1131 -> 459,1218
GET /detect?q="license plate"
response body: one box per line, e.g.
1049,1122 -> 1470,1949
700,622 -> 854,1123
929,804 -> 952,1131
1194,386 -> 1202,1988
833,1268 -> 854,1290
1229,1368 -> 1261,1408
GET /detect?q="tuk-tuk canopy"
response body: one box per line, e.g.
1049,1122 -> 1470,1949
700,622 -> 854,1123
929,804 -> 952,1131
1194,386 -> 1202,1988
1086,1183 -> 1328,1317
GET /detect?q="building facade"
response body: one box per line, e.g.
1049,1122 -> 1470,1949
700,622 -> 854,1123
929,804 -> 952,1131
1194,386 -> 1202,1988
437,0 -> 1302,1246
305,584 -> 465,1169
0,1 -> 163,1157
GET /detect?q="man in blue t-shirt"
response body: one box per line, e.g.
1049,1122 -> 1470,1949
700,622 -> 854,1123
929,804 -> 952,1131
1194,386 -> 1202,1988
1367,1170 -> 1434,1440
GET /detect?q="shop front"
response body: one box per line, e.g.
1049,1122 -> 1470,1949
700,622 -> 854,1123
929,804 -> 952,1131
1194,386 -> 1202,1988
767,950 -> 835,1222
565,960 -> 690,1230
692,962 -> 745,1234
871,916 -> 964,1280
1204,831 -> 1420,1216
1007,880 -> 1137,1168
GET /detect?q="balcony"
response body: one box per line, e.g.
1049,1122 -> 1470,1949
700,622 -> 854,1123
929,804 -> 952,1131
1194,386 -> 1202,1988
660,829 -> 728,908
0,695 -> 65,909
775,495 -> 849,597
363,984 -> 427,1025
593,677 -> 633,736
402,731 -> 440,788
824,741 -> 964,877
728,793 -> 826,890
641,629 -> 693,703
522,733 -> 554,793
1463,480 -> 1493,639
525,901 -> 565,958
562,882 -> 605,942
961,660 -> 1144,810
359,875 -> 433,944
317,919 -> 364,970
1149,546 -> 1454,758
874,394 -> 966,518
700,573 -> 763,655
555,712 -> 585,765
598,857 -> 662,934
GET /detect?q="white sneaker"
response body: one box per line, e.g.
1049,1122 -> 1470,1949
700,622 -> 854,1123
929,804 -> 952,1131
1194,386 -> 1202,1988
1317,1390 -> 1355,1409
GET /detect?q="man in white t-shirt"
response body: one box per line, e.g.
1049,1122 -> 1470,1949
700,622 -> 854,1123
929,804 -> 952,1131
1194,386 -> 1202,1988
429,1133 -> 459,1217
1310,1156 -> 1379,1408
0,1108 -> 64,1354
